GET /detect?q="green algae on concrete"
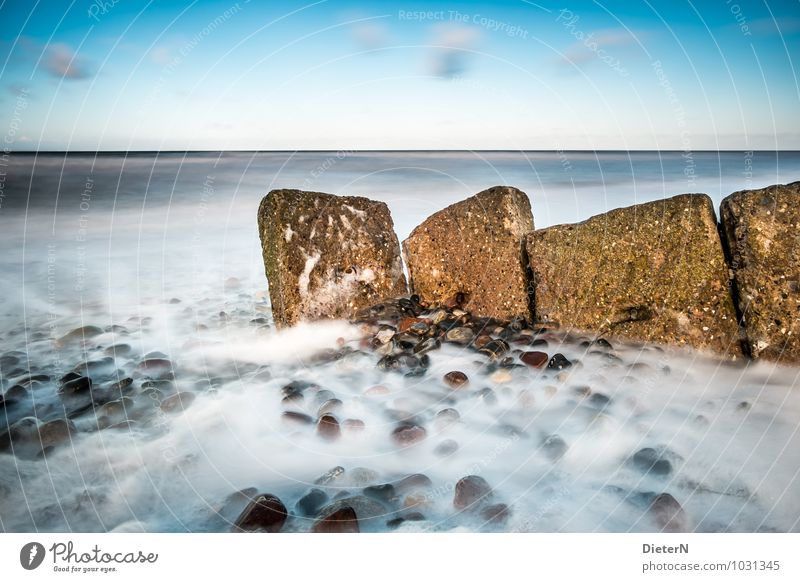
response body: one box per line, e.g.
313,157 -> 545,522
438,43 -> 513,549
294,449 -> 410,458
258,189 -> 407,328
526,194 -> 741,357
720,182 -> 800,363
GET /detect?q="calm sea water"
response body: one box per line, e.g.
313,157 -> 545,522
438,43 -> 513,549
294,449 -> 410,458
0,151 -> 798,532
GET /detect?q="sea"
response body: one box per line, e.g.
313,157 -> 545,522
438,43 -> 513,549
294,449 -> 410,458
0,150 -> 798,532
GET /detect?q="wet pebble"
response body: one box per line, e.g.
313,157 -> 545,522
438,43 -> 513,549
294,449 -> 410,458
393,473 -> 433,494
434,439 -> 459,457
311,506 -> 359,533
363,484 -> 398,505
542,434 -> 568,461
342,418 -> 366,432
392,423 -> 427,446
632,447 -> 672,476
232,494 -> 287,533
548,353 -> 573,370
445,327 -> 474,345
159,392 -> 196,414
316,414 -> 341,441
443,371 -> 469,389
282,411 -> 314,427
454,475 -> 492,511
314,466 -> 345,486
650,493 -> 689,532
480,503 -> 511,524
520,351 -> 548,368
296,488 -> 329,517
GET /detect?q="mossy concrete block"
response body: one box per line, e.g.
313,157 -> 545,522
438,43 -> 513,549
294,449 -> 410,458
720,182 -> 800,362
258,189 -> 407,327
402,186 -> 534,320
526,194 -> 741,357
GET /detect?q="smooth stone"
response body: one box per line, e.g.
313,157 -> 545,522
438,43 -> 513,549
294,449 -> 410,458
159,392 -> 196,414
363,484 -> 398,505
632,448 -> 673,476
393,473 -> 433,494
412,337 -> 441,355
387,512 -> 425,529
478,387 -> 497,406
588,392 -> 611,409
316,414 -> 341,441
480,503 -> 511,524
650,493 -> 689,532
342,418 -> 366,432
443,371 -> 469,389
314,390 -> 336,406
548,353 -> 572,370
314,466 -> 345,486
364,385 -> 390,396
317,398 -> 343,416
542,434 -> 568,460
347,467 -> 379,486
520,351 -> 548,368
281,411 -> 314,426
435,408 -> 460,428
434,439 -> 459,457
38,419 -> 75,448
391,423 -> 427,446
445,327 -> 475,345
295,488 -> 329,517
453,475 -> 492,511
311,506 -> 359,533
479,339 -> 510,360
57,325 -> 104,345
58,376 -> 92,395
232,494 -> 287,532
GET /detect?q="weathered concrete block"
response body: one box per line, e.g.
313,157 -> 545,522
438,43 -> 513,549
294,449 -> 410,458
258,189 -> 407,327
402,186 -> 534,320
526,194 -> 741,356
720,182 -> 800,362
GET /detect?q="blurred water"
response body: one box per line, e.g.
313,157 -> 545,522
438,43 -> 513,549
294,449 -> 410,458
0,151 -> 798,533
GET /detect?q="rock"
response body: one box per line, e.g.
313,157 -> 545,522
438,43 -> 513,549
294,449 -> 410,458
393,473 -> 433,493
391,423 -> 427,446
314,466 -> 345,485
480,503 -> 511,524
311,506 -> 360,533
363,484 -> 398,505
281,411 -> 314,427
58,375 -> 92,395
547,353 -> 572,370
479,339 -> 510,360
257,189 -> 407,327
232,494 -> 287,532
56,325 -> 104,346
387,512 -> 426,529
317,398 -> 343,416
454,475 -> 492,511
526,194 -> 740,356
403,186 -> 534,320
632,448 -> 672,476
434,439 -> 459,457
542,434 -> 568,460
649,493 -> 689,532
342,418 -> 366,432
443,371 -> 469,389
37,419 -> 75,449
720,182 -> 800,362
316,414 -> 341,441
159,392 -> 196,414
520,351 -> 548,368
444,327 -> 474,345
316,495 -> 387,531
296,488 -> 329,517
435,408 -> 460,428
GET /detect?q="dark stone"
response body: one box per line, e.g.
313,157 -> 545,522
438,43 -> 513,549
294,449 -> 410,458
632,448 -> 673,476
311,506 -> 359,533
542,434 -> 568,461
520,351 -> 548,368
445,327 -> 475,345
281,411 -> 314,426
58,375 -> 92,395
314,466 -> 345,486
547,353 -> 572,370
363,484 -> 398,505
443,371 -> 469,389
480,503 -> 511,524
650,493 -> 689,532
295,488 -> 329,517
393,473 -> 433,493
391,423 -> 427,446
159,392 -> 196,414
453,475 -> 492,511
232,494 -> 288,532
316,414 -> 341,441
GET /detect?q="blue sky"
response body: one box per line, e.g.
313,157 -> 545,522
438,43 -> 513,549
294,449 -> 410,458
0,0 -> 798,150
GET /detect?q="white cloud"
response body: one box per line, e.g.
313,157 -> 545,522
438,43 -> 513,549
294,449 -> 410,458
43,43 -> 92,80
428,24 -> 481,78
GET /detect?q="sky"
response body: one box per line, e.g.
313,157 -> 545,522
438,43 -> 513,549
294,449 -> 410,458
0,0 -> 798,150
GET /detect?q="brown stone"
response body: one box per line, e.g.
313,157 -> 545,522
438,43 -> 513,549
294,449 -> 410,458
526,194 -> 740,357
258,189 -> 407,327
520,351 -> 548,368
443,370 -> 469,388
311,506 -> 360,533
453,475 -> 492,511
720,182 -> 800,362
391,423 -> 427,446
649,493 -> 690,533
316,414 -> 341,441
159,391 -> 196,414
232,493 -> 288,532
403,186 -> 534,320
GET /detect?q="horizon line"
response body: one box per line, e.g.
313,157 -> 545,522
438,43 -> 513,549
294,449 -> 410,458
7,149 -> 800,154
